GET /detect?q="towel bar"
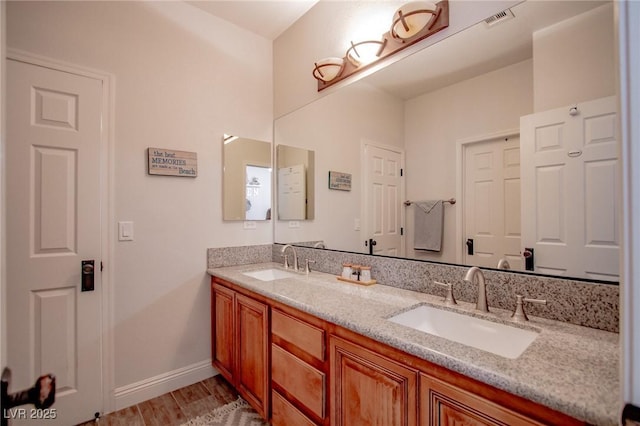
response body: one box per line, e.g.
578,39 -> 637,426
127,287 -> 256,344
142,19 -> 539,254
404,198 -> 456,206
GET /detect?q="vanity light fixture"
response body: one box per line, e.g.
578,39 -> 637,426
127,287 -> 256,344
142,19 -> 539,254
391,1 -> 439,41
312,57 -> 346,83
312,0 -> 449,91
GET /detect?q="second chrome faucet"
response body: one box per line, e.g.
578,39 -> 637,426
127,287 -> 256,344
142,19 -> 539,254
281,244 -> 299,271
281,244 -> 315,274
464,266 -> 489,312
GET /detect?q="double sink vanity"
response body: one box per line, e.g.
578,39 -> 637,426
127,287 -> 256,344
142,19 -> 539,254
208,247 -> 619,426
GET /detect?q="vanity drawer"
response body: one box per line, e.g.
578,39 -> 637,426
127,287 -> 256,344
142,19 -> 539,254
272,344 -> 326,419
272,390 -> 317,426
272,308 -> 325,361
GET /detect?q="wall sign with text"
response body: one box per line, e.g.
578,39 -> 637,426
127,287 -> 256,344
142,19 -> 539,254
147,148 -> 197,177
328,171 -> 352,191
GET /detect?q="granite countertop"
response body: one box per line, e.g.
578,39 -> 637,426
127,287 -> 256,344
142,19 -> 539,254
208,262 -> 620,425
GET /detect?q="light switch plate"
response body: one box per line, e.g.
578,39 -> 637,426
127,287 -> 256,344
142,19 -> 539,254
243,221 -> 257,230
118,221 -> 134,241
288,221 -> 300,229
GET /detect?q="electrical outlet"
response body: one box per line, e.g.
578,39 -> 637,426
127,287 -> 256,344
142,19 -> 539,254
243,221 -> 257,230
288,221 -> 300,229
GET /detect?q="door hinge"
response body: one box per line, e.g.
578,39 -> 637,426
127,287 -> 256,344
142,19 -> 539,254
401,227 -> 404,236
400,168 -> 404,177
100,261 -> 104,272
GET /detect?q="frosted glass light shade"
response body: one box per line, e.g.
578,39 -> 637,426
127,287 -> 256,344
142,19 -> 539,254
391,1 -> 437,40
346,40 -> 387,67
312,57 -> 345,82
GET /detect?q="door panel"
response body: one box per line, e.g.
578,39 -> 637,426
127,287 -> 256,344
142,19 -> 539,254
463,137 -> 521,270
7,59 -> 103,425
520,96 -> 619,280
235,294 -> 269,418
278,164 -> 306,219
331,336 -> 417,426
33,146 -> 77,254
212,284 -> 235,382
364,143 -> 404,256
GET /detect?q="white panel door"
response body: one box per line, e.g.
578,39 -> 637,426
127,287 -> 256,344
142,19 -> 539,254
363,144 -> 404,256
463,136 -> 522,270
520,96 -> 619,281
7,59 -> 103,424
277,164 -> 306,220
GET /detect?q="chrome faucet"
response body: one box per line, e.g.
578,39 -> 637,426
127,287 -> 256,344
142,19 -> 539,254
496,258 -> 511,270
464,266 -> 489,312
281,244 -> 299,271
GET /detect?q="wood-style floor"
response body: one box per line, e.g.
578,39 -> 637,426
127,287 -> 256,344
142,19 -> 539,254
77,375 -> 238,426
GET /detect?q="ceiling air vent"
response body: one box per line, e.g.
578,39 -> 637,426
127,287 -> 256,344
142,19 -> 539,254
484,9 -> 515,28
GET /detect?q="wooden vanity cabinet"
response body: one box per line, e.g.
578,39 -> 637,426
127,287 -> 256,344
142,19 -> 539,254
211,279 -> 269,418
211,275 -> 586,426
329,327 -> 585,426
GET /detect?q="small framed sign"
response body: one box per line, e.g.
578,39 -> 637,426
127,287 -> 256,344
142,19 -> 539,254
147,148 -> 197,177
328,171 -> 352,191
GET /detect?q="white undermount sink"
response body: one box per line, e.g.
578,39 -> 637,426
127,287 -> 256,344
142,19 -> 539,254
242,268 -> 297,281
388,305 -> 539,359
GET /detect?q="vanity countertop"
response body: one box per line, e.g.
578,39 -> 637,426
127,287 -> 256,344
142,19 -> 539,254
208,262 -> 619,425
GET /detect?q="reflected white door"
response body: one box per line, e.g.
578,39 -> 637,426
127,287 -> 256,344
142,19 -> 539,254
363,143 -> 404,256
463,136 -> 522,270
520,96 -> 619,281
7,59 -> 103,424
278,164 -> 306,220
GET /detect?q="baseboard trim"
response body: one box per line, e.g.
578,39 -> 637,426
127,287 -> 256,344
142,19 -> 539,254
114,360 -> 218,411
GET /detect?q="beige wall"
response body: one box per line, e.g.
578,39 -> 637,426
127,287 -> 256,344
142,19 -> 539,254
274,0 -> 522,118
6,0 -> 272,401
533,3 -> 615,112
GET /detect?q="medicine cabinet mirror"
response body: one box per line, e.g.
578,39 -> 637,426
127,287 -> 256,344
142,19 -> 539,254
222,134 -> 272,221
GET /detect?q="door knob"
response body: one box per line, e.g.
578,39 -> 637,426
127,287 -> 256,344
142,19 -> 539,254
523,248 -> 534,271
81,260 -> 95,292
367,238 -> 377,255
466,238 -> 474,255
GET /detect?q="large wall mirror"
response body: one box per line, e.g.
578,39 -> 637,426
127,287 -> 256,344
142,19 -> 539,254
274,0 -> 619,283
222,134 -> 272,221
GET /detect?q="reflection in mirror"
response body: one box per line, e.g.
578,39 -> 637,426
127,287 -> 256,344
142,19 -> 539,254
276,144 -> 315,220
274,1 -> 618,283
222,134 -> 272,221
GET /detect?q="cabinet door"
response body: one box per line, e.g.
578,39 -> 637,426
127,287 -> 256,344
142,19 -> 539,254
212,283 -> 234,383
420,373 -> 545,426
331,336 -> 417,426
236,293 -> 270,418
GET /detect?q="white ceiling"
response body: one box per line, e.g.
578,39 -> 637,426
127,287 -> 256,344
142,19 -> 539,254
187,0 -> 319,40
